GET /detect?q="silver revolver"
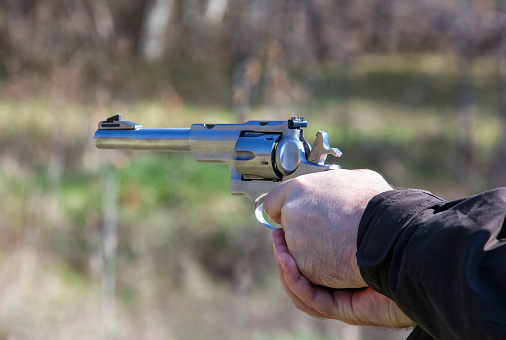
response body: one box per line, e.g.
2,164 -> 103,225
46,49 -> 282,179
94,115 -> 342,229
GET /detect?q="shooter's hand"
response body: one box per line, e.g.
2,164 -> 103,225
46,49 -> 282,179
264,169 -> 391,289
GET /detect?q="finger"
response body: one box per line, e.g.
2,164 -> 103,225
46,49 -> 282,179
273,231 -> 309,310
273,231 -> 411,327
276,246 -> 343,319
263,182 -> 288,224
276,250 -> 336,319
272,237 -> 328,319
272,228 -> 288,253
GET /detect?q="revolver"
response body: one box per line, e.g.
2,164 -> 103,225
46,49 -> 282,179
94,115 -> 342,229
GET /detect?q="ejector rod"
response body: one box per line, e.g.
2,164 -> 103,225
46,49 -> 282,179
94,128 -> 191,152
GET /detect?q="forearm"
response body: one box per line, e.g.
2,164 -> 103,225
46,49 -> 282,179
357,188 -> 506,339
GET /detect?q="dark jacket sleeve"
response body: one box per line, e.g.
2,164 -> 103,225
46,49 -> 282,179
356,188 -> 506,340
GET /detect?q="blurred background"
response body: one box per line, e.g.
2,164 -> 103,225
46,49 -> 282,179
0,0 -> 505,339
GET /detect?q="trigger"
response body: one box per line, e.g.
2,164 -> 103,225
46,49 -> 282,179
254,194 -> 278,230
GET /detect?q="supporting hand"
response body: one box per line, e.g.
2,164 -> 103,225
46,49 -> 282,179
272,228 -> 415,328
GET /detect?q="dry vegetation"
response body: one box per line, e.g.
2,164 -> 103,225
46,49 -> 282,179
0,1 -> 505,339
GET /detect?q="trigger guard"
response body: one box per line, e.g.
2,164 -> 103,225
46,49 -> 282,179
254,194 -> 278,230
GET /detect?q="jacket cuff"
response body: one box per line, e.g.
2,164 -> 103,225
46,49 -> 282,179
356,189 -> 444,294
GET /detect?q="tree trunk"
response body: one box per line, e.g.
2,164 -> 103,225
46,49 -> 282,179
454,0 -> 476,185
140,0 -> 173,61
101,168 -> 118,327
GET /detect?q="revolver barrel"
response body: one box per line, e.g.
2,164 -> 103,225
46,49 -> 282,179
94,128 -> 191,152
94,114 -> 191,151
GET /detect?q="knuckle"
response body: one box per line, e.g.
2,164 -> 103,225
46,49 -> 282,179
288,175 -> 310,191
